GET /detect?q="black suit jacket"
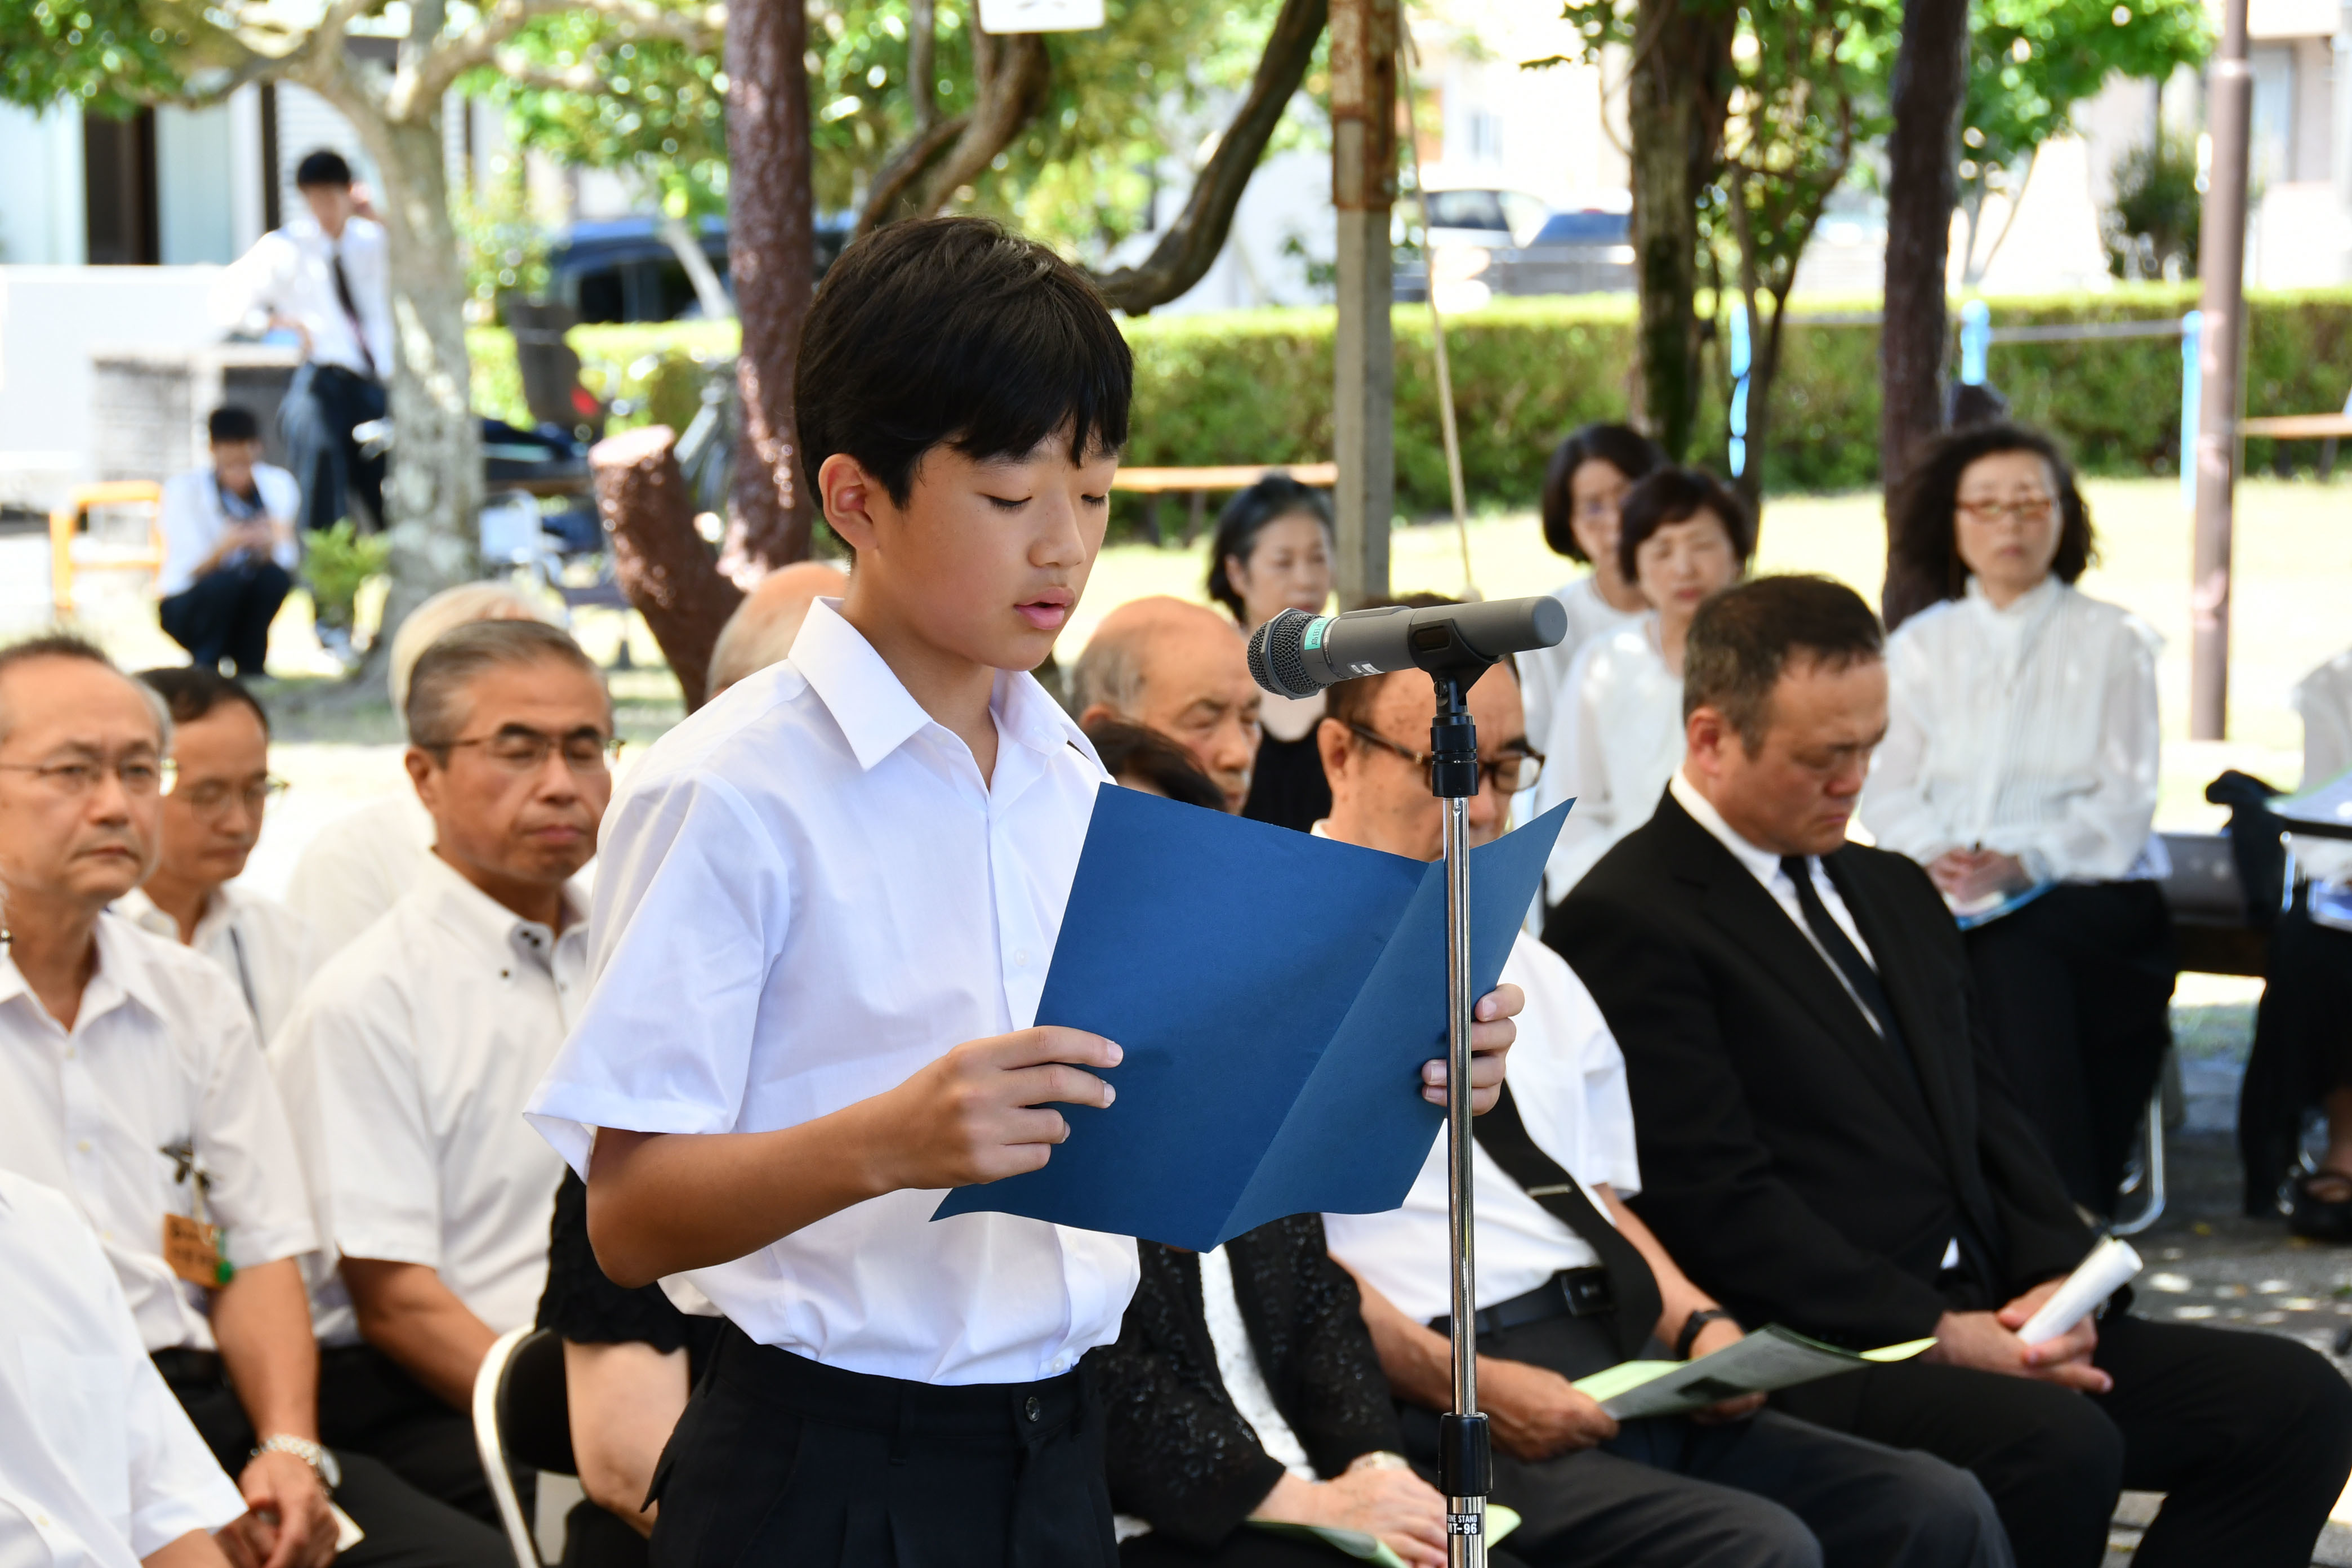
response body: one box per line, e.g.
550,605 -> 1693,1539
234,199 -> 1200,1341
1544,791 -> 2091,1347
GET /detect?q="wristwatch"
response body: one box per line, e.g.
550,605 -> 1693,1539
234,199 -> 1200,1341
1346,1450 -> 1412,1474
253,1435 -> 341,1492
1675,1307 -> 1735,1360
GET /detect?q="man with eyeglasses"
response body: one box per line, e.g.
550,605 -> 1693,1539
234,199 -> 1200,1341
0,635 -> 510,1568
1309,624 -> 2009,1568
115,670 -> 313,1048
273,620 -> 613,1526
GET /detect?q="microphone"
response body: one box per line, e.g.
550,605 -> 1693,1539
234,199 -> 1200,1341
1247,598 -> 1569,699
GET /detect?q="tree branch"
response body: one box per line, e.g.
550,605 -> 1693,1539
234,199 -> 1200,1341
1092,0 -> 1325,314
854,113 -> 970,235
908,28 -> 1051,215
402,0 -> 718,112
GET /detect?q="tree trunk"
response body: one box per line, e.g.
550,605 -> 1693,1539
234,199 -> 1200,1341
1879,0 -> 1969,627
723,0 -> 817,577
594,425 -> 745,707
359,109 -> 483,656
1625,0 -> 1736,458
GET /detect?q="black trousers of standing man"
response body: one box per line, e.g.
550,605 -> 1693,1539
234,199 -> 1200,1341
1964,881 -> 2176,1214
159,559 -> 290,678
1775,1309 -> 2352,1568
280,362 -> 387,533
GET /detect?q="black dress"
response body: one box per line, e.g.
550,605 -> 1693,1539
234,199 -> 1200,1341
537,1171 -> 725,1568
1241,733 -> 1330,835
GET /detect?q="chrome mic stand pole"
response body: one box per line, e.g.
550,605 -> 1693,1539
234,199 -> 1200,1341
1428,669 -> 1490,1568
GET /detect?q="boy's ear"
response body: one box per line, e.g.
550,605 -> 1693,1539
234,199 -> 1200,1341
819,453 -> 883,553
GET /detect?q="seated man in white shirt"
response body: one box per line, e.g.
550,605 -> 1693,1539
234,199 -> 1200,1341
0,1168 -> 247,1568
0,635 -> 507,1568
157,407 -> 300,679
1071,595 -> 1263,813
276,620 -> 612,1526
703,560 -> 849,701
283,582 -> 549,959
1312,639 -> 2008,1568
117,669 -> 314,1048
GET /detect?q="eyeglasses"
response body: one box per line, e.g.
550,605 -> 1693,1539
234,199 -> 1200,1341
1344,723 -> 1545,795
170,776 -> 290,817
1955,495 -> 2055,525
0,754 -> 173,798
424,727 -> 624,776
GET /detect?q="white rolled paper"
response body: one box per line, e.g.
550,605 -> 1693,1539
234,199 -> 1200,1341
2015,1236 -> 2143,1347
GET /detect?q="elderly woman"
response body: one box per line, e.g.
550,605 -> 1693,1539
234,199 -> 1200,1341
1532,467 -> 1751,904
1208,476 -> 1338,832
1861,422 -> 2171,1217
1520,424 -> 1665,757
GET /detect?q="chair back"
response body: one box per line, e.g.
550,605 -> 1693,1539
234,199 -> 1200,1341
473,1326 -> 576,1568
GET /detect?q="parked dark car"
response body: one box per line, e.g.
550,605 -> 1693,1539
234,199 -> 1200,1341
1484,208 -> 1635,297
548,215 -> 854,323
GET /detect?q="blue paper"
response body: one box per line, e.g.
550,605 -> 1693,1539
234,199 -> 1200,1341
932,789 -> 1569,1250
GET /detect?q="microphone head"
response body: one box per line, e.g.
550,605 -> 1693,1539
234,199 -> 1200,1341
1248,609 -> 1324,699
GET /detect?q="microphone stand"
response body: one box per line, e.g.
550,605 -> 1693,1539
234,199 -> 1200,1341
1427,665 -> 1491,1568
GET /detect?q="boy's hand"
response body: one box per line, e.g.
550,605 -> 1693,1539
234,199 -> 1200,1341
1421,982 -> 1522,1113
872,1027 -> 1121,1190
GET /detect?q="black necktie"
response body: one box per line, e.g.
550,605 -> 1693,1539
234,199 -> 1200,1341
1779,854 -> 1908,1052
331,249 -> 379,380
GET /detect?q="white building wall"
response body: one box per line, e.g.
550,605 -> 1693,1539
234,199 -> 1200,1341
0,104 -> 87,266
157,102 -> 240,264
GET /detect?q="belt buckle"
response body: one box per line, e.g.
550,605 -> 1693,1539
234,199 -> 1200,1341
1561,1271 -> 1612,1317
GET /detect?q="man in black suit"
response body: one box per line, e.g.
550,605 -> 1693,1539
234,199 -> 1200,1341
1546,574 -> 2352,1568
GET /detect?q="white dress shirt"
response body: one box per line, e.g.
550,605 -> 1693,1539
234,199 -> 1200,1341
209,215 -> 391,380
156,467 -> 300,599
1531,615 -> 1685,903
2290,648 -> 2352,892
282,793 -> 437,961
1861,576 -> 2164,885
1323,932 -> 1640,1324
0,914 -> 318,1353
1518,577 -> 1646,774
114,883 -> 318,1053
526,598 -> 1140,1387
0,1171 -> 247,1568
274,854 -> 586,1343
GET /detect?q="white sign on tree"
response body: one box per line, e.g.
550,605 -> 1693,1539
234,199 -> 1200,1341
977,0 -> 1103,31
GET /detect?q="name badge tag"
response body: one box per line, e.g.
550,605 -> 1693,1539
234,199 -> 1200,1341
162,1213 -> 233,1288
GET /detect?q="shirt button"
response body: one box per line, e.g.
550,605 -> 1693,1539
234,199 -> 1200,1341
1013,949 -> 1031,968
74,1140 -> 91,1154
1023,1396 -> 1041,1422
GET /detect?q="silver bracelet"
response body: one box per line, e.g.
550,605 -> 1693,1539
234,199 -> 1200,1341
1346,1450 -> 1412,1474
253,1435 -> 341,1492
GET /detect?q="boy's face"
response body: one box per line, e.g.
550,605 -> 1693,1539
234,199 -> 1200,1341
826,431 -> 1116,674
211,438 -> 262,493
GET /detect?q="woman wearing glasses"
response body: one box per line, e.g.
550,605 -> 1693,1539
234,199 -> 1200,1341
1862,422 -> 2171,1217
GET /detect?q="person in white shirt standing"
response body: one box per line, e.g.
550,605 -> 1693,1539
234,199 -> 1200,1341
1862,424 -> 2171,1217
157,408 -> 300,679
210,150 -> 390,538
0,1168 -> 248,1568
0,635 -> 509,1568
1312,623 -> 2007,1568
274,620 -> 611,1527
1518,424 -> 1661,773
116,670 -> 313,1049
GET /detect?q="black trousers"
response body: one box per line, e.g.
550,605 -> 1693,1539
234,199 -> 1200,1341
560,1499 -> 649,1568
162,1355 -> 510,1568
1401,1315 -> 2009,1568
1121,1529 -> 1531,1567
1964,880 -> 2177,1214
1774,1311 -> 2352,1568
2240,889 -> 2352,1211
318,1344 -> 519,1531
159,559 -> 290,678
648,1324 -> 1117,1568
281,362 -> 387,533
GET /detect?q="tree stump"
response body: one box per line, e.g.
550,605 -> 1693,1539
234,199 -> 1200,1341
592,425 -> 744,710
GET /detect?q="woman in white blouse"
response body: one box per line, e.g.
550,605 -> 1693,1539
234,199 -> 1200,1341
1861,423 -> 2172,1217
1520,424 -> 1663,757
1535,468 -> 1752,904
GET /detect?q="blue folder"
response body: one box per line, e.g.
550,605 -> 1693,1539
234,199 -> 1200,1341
933,788 -> 1569,1251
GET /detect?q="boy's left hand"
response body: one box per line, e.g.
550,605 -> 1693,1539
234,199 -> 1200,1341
1420,982 -> 1521,1113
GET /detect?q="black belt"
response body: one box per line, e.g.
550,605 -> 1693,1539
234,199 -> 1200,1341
1428,1267 -> 1614,1339
152,1348 -> 227,1387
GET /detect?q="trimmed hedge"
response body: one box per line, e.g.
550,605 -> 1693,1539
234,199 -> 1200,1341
467,283 -> 2352,515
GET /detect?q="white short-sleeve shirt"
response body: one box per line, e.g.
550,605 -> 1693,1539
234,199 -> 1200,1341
273,854 -> 585,1342
1324,931 -> 1640,1325
0,1169 -> 247,1568
526,598 -> 1141,1387
281,793 -> 439,962
0,914 -> 318,1353
114,883 -> 318,1053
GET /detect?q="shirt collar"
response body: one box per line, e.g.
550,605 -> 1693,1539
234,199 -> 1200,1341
1669,768 -> 1790,887
0,911 -> 176,1030
1962,572 -> 2062,620
113,884 -> 239,948
789,596 -> 1096,774
411,850 -> 586,956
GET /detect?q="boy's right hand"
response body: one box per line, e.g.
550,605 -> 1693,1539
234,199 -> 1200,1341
871,1027 -> 1121,1190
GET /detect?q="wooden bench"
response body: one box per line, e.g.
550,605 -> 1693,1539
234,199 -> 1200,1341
50,480 -> 165,616
1110,462 -> 1339,548
2242,411 -> 2352,478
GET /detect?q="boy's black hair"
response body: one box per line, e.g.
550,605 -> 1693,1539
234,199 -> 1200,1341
295,149 -> 354,189
208,406 -> 261,446
795,216 -> 1133,509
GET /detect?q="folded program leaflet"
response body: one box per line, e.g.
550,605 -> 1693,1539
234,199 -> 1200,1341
1573,1325 -> 1936,1420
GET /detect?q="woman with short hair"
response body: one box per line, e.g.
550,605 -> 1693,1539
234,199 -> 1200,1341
1208,476 -> 1337,832
1532,467 -> 1752,903
1522,425 -> 1665,756
1861,422 -> 2172,1217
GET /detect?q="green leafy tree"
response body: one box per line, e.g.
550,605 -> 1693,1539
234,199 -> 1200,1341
2102,123 -> 2200,278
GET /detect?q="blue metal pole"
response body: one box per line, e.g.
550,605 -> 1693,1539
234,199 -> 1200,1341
1728,299 -> 1752,479
2180,309 -> 2202,509
1959,299 -> 1990,386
